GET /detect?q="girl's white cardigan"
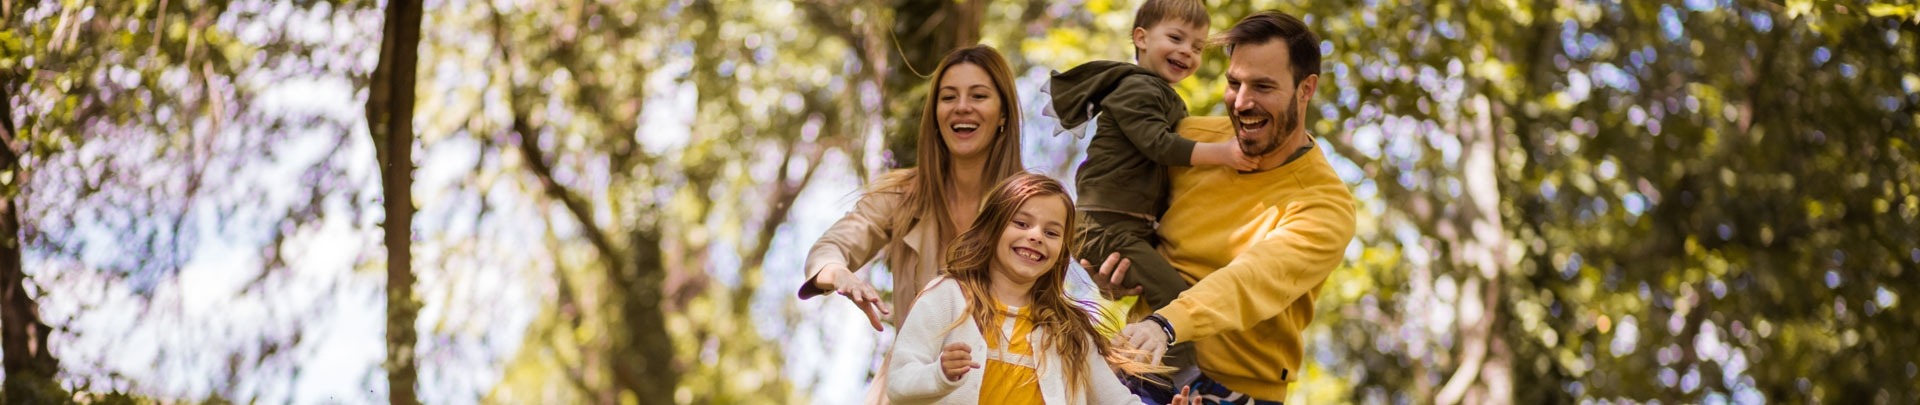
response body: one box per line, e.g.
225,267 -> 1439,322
885,277 -> 1138,404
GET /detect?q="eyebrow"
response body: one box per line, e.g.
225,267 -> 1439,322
1227,71 -> 1282,86
1016,210 -> 1064,229
940,84 -> 994,92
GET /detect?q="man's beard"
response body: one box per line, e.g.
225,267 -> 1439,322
1235,95 -> 1299,158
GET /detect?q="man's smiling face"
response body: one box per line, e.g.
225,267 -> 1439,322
1224,40 -> 1313,158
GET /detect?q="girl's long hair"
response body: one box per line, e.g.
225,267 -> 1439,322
939,172 -> 1168,403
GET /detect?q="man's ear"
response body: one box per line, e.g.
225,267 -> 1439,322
1298,74 -> 1320,102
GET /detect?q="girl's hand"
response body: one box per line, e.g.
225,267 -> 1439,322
939,342 -> 980,382
821,266 -> 891,331
1171,385 -> 1203,404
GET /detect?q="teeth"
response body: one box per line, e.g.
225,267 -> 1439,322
1014,247 -> 1044,261
953,123 -> 979,131
1238,118 -> 1266,126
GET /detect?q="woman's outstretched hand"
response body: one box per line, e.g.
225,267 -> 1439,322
817,265 -> 891,331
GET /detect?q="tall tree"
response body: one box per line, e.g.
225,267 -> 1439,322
367,0 -> 425,403
1,3 -> 68,400
880,0 -> 991,168
1,71 -> 66,405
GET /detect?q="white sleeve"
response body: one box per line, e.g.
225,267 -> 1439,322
886,281 -> 965,403
1085,335 -> 1143,405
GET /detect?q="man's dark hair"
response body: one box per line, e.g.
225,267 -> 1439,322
1219,10 -> 1321,85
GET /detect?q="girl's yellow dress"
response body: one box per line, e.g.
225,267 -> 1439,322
979,303 -> 1043,404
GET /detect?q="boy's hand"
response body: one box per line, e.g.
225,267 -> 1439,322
940,342 -> 981,381
1226,141 -> 1258,171
1194,142 -> 1258,171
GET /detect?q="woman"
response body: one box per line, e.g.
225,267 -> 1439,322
797,44 -> 1027,403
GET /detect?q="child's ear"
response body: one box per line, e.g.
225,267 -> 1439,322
1131,27 -> 1148,53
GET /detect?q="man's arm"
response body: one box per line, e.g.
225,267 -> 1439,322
1156,189 -> 1357,343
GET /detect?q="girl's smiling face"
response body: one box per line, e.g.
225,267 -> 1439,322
992,194 -> 1069,285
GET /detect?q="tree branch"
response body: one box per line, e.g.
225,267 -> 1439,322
490,6 -> 623,265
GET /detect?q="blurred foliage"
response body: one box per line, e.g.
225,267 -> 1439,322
1168,0 -> 1919,403
2,0 -> 1915,403
3,0 -> 378,402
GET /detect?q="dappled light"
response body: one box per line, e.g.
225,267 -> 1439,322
1,0 -> 1914,404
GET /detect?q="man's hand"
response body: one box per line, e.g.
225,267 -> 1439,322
1113,320 -> 1169,365
939,342 -> 981,382
1079,252 -> 1142,300
817,265 -> 891,331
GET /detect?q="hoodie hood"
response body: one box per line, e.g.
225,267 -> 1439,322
1045,60 -> 1162,134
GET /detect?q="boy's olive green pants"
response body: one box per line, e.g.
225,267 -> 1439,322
1074,210 -> 1190,318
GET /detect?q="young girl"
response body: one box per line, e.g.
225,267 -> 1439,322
887,172 -> 1197,405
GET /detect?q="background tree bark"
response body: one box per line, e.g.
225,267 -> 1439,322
882,0 -> 989,168
366,0 -> 424,403
1,70 -> 66,404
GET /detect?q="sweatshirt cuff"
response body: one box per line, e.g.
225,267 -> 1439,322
1156,301 -> 1201,345
1167,137 -> 1198,167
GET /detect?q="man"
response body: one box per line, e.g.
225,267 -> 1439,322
1088,10 -> 1357,405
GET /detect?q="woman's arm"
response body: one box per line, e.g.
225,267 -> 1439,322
799,179 -> 910,330
800,186 -> 905,298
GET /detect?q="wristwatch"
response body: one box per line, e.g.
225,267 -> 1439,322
1146,313 -> 1176,347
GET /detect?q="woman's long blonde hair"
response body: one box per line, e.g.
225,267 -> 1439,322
939,173 -> 1166,402
872,44 -> 1027,248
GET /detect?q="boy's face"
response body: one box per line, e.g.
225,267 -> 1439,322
1133,19 -> 1207,83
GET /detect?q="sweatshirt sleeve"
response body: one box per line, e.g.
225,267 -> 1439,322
887,281 -> 966,403
1157,182 -> 1357,343
1084,336 -> 1140,404
798,185 -> 905,299
1099,75 -> 1198,167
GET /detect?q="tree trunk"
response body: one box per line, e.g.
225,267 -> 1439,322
1,72 -> 66,404
611,227 -> 679,402
367,0 -> 423,403
882,0 -> 988,168
1,198 -> 63,404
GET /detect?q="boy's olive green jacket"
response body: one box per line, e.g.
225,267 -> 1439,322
1049,60 -> 1198,217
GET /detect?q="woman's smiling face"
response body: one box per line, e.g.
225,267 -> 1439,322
935,62 -> 1003,161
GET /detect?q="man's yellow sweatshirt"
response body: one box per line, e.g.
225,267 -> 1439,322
1154,116 -> 1358,401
